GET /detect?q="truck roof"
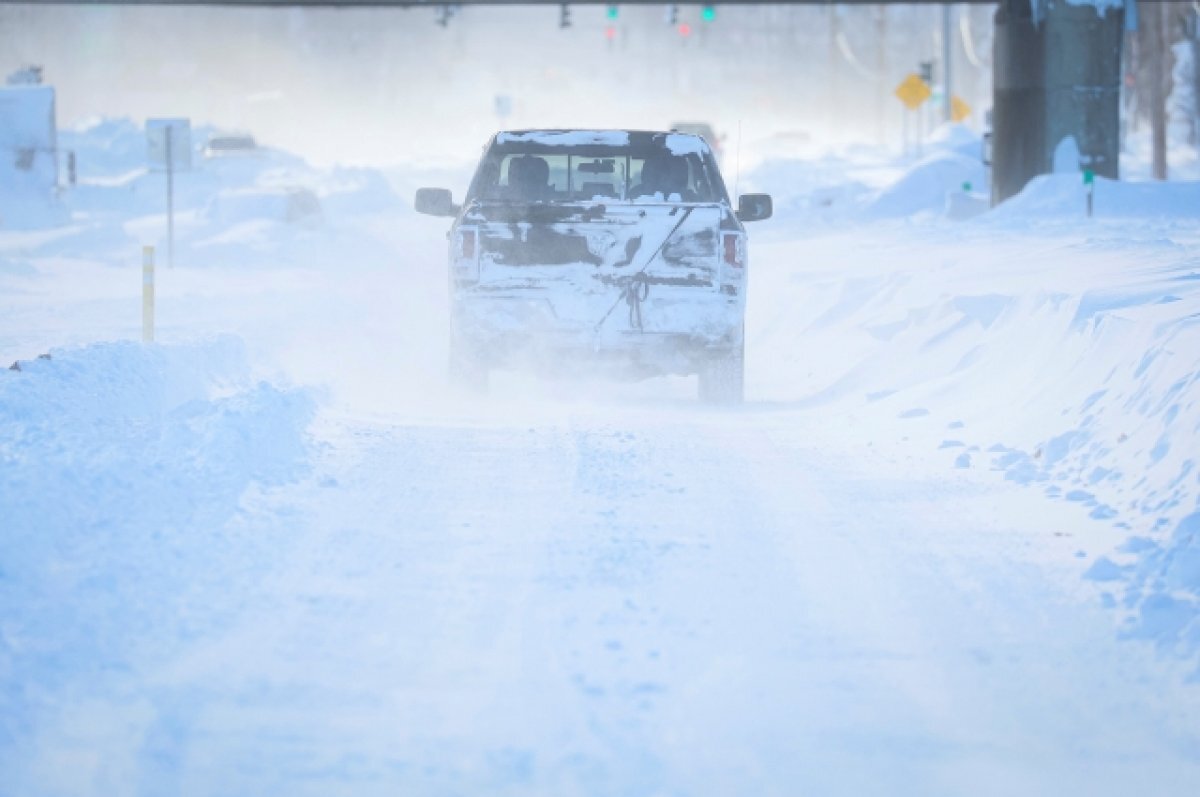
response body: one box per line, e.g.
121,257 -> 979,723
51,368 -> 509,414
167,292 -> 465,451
493,129 -> 709,156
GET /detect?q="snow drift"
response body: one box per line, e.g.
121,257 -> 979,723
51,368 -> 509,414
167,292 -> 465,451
751,181 -> 1200,670
0,337 -> 314,773
992,173 -> 1200,223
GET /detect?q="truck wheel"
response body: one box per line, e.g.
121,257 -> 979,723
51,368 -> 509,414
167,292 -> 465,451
698,346 -> 744,405
448,339 -> 489,395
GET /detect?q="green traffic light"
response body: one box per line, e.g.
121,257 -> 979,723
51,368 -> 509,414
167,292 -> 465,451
606,4 -> 618,20
701,5 -> 715,22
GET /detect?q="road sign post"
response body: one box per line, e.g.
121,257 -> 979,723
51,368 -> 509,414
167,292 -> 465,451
146,118 -> 191,268
142,245 -> 155,343
895,72 -> 932,157
166,128 -> 174,267
942,6 -> 952,123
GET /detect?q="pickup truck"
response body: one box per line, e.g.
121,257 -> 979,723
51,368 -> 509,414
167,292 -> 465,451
415,129 -> 771,403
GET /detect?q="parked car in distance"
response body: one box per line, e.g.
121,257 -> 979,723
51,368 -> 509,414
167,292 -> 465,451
415,129 -> 771,403
203,132 -> 258,158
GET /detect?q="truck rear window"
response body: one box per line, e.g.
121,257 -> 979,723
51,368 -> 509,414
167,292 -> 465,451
467,139 -> 727,205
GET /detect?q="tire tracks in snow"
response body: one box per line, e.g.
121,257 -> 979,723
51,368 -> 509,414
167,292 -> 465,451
50,403 -> 1200,796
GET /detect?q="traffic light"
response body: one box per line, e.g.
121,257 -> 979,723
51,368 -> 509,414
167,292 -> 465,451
665,3 -> 678,26
701,5 -> 716,22
559,3 -> 571,29
606,4 -> 618,21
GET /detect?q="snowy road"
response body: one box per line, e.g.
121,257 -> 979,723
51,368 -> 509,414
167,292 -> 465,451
17,399 -> 1194,796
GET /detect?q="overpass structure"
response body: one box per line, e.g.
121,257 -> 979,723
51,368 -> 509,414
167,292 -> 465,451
7,1 -> 1135,205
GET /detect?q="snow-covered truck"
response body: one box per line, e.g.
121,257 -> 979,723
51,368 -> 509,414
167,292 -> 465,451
415,129 -> 771,403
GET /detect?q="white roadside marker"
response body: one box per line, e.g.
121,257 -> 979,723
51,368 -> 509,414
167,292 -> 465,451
142,245 -> 155,343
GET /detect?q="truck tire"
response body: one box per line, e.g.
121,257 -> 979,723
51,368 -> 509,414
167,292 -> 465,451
698,345 -> 744,405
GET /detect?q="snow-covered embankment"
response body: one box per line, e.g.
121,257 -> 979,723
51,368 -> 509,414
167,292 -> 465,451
0,338 -> 314,753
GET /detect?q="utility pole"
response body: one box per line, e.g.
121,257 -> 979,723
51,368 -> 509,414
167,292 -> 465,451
877,6 -> 888,144
942,5 -> 953,122
1146,0 -> 1168,180
828,6 -> 838,136
165,126 -> 174,268
991,0 -> 1124,204
1191,3 -> 1200,149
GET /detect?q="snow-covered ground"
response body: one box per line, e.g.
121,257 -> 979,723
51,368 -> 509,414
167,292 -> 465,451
2,121 -> 1199,795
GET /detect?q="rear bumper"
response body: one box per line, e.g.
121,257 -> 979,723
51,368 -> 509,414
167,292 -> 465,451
452,291 -> 743,377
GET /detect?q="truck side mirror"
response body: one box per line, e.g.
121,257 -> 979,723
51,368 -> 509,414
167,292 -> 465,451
736,193 -> 772,222
415,187 -> 459,217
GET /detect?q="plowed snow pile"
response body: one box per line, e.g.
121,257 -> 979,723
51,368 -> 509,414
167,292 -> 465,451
752,215 -> 1200,668
0,338 -> 314,754
744,130 -> 1200,670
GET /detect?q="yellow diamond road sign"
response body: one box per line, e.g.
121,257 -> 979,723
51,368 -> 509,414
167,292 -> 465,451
894,74 -> 932,111
951,95 -> 972,123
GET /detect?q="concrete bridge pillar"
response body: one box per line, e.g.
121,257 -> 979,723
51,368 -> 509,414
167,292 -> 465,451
992,0 -> 1125,205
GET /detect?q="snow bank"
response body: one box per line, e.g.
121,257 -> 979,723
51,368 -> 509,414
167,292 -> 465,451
203,186 -> 322,228
318,166 -> 406,217
741,154 -> 877,227
0,337 -> 315,759
0,194 -> 68,231
964,281 -> 1200,662
20,116 -> 407,270
863,150 -> 986,219
59,117 -> 315,212
991,173 -> 1200,222
60,117 -> 156,180
741,125 -> 988,226
1119,511 -> 1200,660
752,210 -> 1200,670
925,122 -> 986,159
744,121 -> 1195,229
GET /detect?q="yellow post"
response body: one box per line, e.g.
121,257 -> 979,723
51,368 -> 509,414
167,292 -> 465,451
142,245 -> 155,343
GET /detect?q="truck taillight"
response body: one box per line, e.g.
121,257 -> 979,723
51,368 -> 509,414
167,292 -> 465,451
723,233 -> 744,269
459,229 -> 477,260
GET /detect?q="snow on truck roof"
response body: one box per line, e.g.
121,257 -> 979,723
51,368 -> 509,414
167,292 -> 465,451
494,129 -> 708,156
